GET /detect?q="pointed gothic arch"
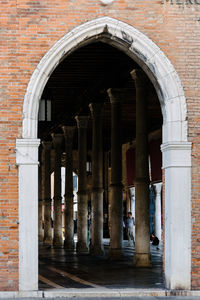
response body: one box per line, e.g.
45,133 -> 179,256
16,17 -> 191,291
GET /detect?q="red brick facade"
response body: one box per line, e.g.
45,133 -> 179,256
1,0 -> 200,290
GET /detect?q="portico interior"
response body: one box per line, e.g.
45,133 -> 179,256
38,40 -> 163,289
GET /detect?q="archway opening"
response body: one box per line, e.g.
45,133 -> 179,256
38,40 -> 164,289
17,17 -> 191,292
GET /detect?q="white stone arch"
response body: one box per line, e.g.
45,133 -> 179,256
16,17 -> 191,291
22,17 -> 187,142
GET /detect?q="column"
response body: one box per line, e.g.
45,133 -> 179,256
89,103 -> 104,256
131,69 -> 152,267
161,142 -> 191,289
16,138 -> 40,291
107,89 -> 123,260
62,126 -> 76,251
154,182 -> 162,241
126,188 -> 130,213
104,152 -> 109,206
38,159 -> 43,242
104,152 -> 109,237
43,141 -> 53,245
130,187 -> 135,217
75,116 -> 89,254
52,134 -> 63,247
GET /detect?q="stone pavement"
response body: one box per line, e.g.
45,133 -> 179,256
1,240 -> 195,299
39,240 -> 163,290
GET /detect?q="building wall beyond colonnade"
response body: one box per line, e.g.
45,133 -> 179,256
1,0 -> 200,291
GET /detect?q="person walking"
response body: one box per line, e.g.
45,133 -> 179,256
126,211 -> 135,246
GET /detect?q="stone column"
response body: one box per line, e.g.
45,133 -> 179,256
130,188 -> 135,217
89,103 -> 104,256
75,116 -> 89,254
43,141 -> 53,245
154,182 -> 162,241
38,160 -> 43,242
52,134 -> 63,247
62,126 -> 76,251
107,89 -> 123,260
104,152 -> 109,206
131,69 -> 152,267
126,188 -> 130,213
104,152 -> 109,236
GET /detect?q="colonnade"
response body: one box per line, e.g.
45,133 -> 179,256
38,69 -> 163,264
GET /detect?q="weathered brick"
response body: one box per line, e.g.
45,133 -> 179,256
0,0 -> 200,291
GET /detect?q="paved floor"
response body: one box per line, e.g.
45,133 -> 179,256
39,240 -> 163,290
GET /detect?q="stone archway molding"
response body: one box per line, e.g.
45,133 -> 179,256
23,17 -> 187,143
16,17 -> 191,291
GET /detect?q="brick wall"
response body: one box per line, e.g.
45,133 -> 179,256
1,0 -> 200,290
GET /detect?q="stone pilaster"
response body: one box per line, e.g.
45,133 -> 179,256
107,89 -> 124,260
89,103 -> 104,256
16,138 -> 40,291
43,141 -> 53,245
131,69 -> 152,267
62,126 -> 76,251
52,134 -> 63,247
75,116 -> 89,254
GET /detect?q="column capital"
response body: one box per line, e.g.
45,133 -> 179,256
130,69 -> 148,87
16,138 -> 40,166
42,141 -> 52,151
107,88 -> 124,104
75,116 -> 89,129
89,103 -> 104,118
62,126 -> 76,142
51,133 -> 63,149
161,141 -> 192,169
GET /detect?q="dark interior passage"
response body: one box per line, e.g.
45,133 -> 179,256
38,40 -> 163,289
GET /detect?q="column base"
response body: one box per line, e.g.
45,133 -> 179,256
109,248 -> 123,261
43,237 -> 52,245
76,242 -> 89,254
64,240 -> 75,253
90,244 -> 104,256
133,253 -> 152,268
53,238 -> 63,248
39,235 -> 44,243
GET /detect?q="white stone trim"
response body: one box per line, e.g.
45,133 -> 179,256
161,142 -> 192,169
1,288 -> 200,298
16,139 -> 40,291
16,139 -> 41,166
22,17 -> 187,143
161,141 -> 192,290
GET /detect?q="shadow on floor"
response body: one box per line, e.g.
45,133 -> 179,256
39,239 -> 164,290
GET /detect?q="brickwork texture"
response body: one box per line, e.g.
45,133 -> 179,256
1,0 -> 200,290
